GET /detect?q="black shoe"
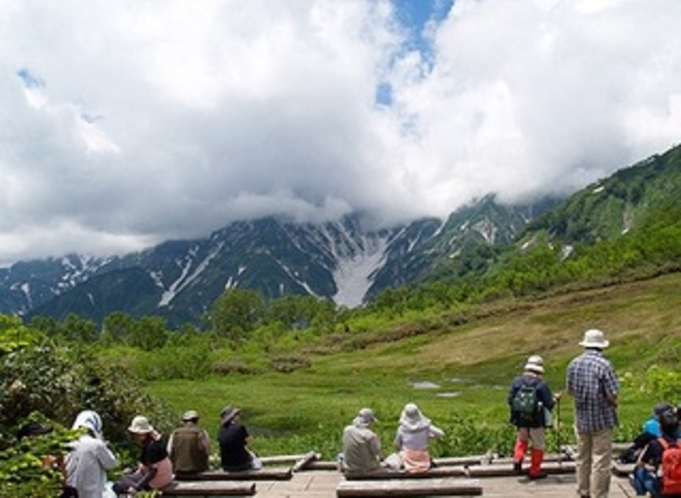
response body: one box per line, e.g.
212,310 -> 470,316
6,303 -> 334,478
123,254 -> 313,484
513,462 -> 522,474
528,472 -> 548,480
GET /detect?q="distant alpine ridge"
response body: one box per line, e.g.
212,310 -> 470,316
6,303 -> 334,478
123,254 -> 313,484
2,142 -> 679,327
0,195 -> 547,327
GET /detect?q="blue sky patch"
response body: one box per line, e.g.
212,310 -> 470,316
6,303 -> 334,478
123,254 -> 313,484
17,68 -> 45,89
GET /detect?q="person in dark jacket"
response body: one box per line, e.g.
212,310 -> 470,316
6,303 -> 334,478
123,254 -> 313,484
507,354 -> 558,479
113,416 -> 173,494
167,410 -> 211,476
217,405 -> 260,472
636,409 -> 681,497
620,402 -> 672,467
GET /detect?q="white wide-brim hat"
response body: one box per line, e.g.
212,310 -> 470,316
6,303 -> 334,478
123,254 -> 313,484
128,415 -> 154,434
579,329 -> 609,349
399,403 -> 431,431
524,361 -> 545,374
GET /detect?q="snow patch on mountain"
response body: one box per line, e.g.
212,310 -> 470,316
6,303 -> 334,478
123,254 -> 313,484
332,238 -> 388,308
280,263 -> 319,297
158,243 -> 223,307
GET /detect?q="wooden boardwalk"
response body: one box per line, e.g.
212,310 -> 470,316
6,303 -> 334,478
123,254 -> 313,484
250,470 -> 636,497
166,452 -> 637,496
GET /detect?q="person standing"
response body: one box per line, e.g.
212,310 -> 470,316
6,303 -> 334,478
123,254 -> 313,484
393,403 -> 444,473
167,410 -> 212,476
217,405 -> 260,472
567,329 -> 619,498
508,355 -> 558,479
341,408 -> 382,473
65,410 -> 119,498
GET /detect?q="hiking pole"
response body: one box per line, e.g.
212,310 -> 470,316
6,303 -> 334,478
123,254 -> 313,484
616,479 -> 634,498
555,396 -> 563,463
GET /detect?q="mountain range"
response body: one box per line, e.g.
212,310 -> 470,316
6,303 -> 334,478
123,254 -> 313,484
1,142 -> 679,327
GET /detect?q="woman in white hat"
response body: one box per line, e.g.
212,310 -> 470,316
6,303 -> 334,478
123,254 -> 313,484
112,415 -> 173,494
392,403 -> 444,473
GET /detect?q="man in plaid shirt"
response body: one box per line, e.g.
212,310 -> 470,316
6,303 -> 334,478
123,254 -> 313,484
567,329 -> 619,498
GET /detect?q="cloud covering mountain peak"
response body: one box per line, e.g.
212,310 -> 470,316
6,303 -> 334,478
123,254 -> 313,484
1,0 -> 680,266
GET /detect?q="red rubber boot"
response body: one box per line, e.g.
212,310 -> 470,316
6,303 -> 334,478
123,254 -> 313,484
513,440 -> 528,474
529,449 -> 547,479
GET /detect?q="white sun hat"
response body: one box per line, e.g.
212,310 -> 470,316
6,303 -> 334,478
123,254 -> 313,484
399,403 -> 431,431
127,415 -> 154,434
579,329 -> 610,349
524,355 -> 545,374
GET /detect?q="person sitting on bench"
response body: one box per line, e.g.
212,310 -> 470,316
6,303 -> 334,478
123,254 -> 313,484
167,410 -> 212,476
341,408 -> 382,473
392,403 -> 444,473
217,405 -> 261,472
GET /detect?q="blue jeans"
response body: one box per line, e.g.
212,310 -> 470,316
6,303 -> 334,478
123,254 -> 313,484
633,467 -> 661,497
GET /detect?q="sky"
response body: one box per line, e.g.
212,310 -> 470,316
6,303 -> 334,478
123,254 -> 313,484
1,0 -> 681,267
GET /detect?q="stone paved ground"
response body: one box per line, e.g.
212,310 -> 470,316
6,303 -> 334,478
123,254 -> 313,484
254,470 -> 636,497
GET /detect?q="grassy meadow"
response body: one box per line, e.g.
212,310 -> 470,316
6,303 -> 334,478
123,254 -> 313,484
147,272 -> 681,460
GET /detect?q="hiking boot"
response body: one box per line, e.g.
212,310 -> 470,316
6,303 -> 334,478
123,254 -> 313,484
528,471 -> 548,480
513,461 -> 522,474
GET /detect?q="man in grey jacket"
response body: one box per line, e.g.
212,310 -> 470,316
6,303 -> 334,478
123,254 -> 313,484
342,408 -> 382,472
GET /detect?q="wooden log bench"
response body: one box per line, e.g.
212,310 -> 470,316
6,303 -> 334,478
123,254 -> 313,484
336,478 -> 482,497
344,466 -> 468,480
161,480 -> 256,496
174,467 -> 293,481
466,460 -> 576,477
304,460 -> 341,471
433,454 -> 492,467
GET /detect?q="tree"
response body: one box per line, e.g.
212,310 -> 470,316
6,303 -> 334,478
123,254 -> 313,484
268,295 -> 334,329
100,310 -> 136,346
57,313 -> 98,344
209,289 -> 265,343
128,316 -> 168,351
27,315 -> 59,338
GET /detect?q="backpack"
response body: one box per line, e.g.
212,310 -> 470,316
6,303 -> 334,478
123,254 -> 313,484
658,438 -> 681,495
512,384 -> 539,422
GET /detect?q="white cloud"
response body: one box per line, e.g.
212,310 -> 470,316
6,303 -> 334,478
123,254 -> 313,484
1,0 -> 680,265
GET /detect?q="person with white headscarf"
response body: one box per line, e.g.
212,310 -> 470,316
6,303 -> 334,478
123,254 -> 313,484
65,410 -> 118,498
393,403 -> 444,473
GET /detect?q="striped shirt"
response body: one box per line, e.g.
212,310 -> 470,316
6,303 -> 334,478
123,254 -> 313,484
567,349 -> 619,432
